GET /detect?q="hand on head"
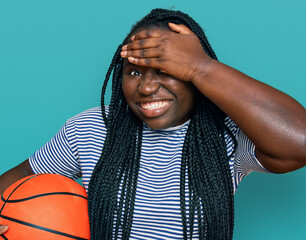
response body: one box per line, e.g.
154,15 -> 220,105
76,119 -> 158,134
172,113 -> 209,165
120,23 -> 212,83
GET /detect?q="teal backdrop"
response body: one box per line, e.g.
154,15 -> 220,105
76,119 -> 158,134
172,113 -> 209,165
0,0 -> 305,239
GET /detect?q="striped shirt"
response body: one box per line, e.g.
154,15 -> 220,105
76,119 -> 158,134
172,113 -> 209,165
29,107 -> 269,239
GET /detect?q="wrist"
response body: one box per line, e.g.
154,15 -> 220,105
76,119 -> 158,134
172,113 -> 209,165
190,57 -> 216,86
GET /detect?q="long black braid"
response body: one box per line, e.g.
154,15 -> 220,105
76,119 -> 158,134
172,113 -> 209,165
88,8 -> 237,239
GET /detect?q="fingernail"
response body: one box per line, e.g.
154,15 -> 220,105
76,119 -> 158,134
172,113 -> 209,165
120,51 -> 127,57
131,35 -> 135,41
128,57 -> 135,62
122,45 -> 127,50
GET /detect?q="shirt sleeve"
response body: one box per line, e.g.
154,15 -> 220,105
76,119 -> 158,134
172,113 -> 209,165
234,128 -> 271,175
224,117 -> 271,192
29,120 -> 81,180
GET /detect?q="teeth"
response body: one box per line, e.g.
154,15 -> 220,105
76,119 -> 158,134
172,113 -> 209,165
141,101 -> 170,110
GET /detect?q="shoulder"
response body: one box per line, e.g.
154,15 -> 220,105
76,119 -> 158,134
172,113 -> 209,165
66,106 -> 108,126
68,106 -> 104,120
63,107 -> 109,137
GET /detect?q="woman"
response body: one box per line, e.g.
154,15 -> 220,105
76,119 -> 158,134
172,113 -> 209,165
0,8 -> 305,239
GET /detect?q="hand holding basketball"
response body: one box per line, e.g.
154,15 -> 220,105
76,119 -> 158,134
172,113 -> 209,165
0,174 -> 90,240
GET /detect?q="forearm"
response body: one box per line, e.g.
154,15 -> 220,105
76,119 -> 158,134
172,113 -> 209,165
0,159 -> 33,194
192,60 -> 306,172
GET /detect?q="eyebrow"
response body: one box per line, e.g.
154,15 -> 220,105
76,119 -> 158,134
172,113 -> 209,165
123,61 -> 136,68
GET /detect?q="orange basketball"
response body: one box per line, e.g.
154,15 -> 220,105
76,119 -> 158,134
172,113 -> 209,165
0,174 -> 90,240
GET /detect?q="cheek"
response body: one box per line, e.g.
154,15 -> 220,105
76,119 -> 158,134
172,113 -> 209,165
177,85 -> 197,112
175,82 -> 196,102
121,79 -> 140,112
122,79 -> 132,101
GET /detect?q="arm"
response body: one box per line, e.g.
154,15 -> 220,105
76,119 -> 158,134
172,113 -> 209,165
192,59 -> 306,173
121,23 -> 306,173
0,159 -> 34,195
0,159 -> 33,234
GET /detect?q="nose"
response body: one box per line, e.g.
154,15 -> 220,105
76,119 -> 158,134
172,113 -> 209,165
138,73 -> 160,95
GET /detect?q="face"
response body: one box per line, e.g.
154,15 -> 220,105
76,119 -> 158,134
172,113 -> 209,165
122,60 -> 197,130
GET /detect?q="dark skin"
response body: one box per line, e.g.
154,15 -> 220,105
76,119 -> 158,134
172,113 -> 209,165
122,61 -> 197,130
0,23 -> 305,235
120,23 -> 306,173
0,159 -> 33,234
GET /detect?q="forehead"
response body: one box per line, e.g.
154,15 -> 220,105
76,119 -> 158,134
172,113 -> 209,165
122,59 -> 137,69
122,60 -> 153,75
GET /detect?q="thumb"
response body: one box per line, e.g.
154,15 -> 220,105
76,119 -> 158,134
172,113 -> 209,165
0,225 -> 8,234
168,23 -> 193,35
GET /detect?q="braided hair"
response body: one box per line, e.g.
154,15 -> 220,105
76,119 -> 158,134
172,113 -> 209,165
88,8 -> 237,240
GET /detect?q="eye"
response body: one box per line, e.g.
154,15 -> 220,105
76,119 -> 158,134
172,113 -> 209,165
156,69 -> 164,75
129,70 -> 141,76
156,69 -> 168,76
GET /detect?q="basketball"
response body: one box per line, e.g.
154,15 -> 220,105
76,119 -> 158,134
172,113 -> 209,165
0,174 -> 90,240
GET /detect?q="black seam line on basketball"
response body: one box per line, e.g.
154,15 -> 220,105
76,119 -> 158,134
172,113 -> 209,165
1,235 -> 8,240
0,175 -> 39,215
1,192 -> 87,203
0,214 -> 89,240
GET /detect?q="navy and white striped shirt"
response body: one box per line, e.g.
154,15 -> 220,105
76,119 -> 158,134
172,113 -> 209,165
29,107 -> 269,239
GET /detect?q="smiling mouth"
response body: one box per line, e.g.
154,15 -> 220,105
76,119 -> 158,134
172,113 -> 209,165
139,100 -> 172,111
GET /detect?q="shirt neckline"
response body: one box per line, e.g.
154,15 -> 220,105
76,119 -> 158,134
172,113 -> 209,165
143,120 -> 191,132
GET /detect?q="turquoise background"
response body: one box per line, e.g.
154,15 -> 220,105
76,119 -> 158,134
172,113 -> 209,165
0,0 -> 305,239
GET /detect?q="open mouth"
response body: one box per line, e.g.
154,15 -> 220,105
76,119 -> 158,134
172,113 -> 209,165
139,100 -> 172,111
136,100 -> 173,118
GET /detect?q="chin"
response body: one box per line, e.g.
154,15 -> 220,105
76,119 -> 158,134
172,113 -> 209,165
143,118 -> 175,130
145,123 -> 167,130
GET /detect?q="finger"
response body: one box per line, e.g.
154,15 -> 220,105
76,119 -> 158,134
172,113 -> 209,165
121,48 -> 160,59
131,29 -> 163,41
168,23 -> 193,35
122,38 -> 159,51
0,225 -> 8,234
127,57 -> 161,69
